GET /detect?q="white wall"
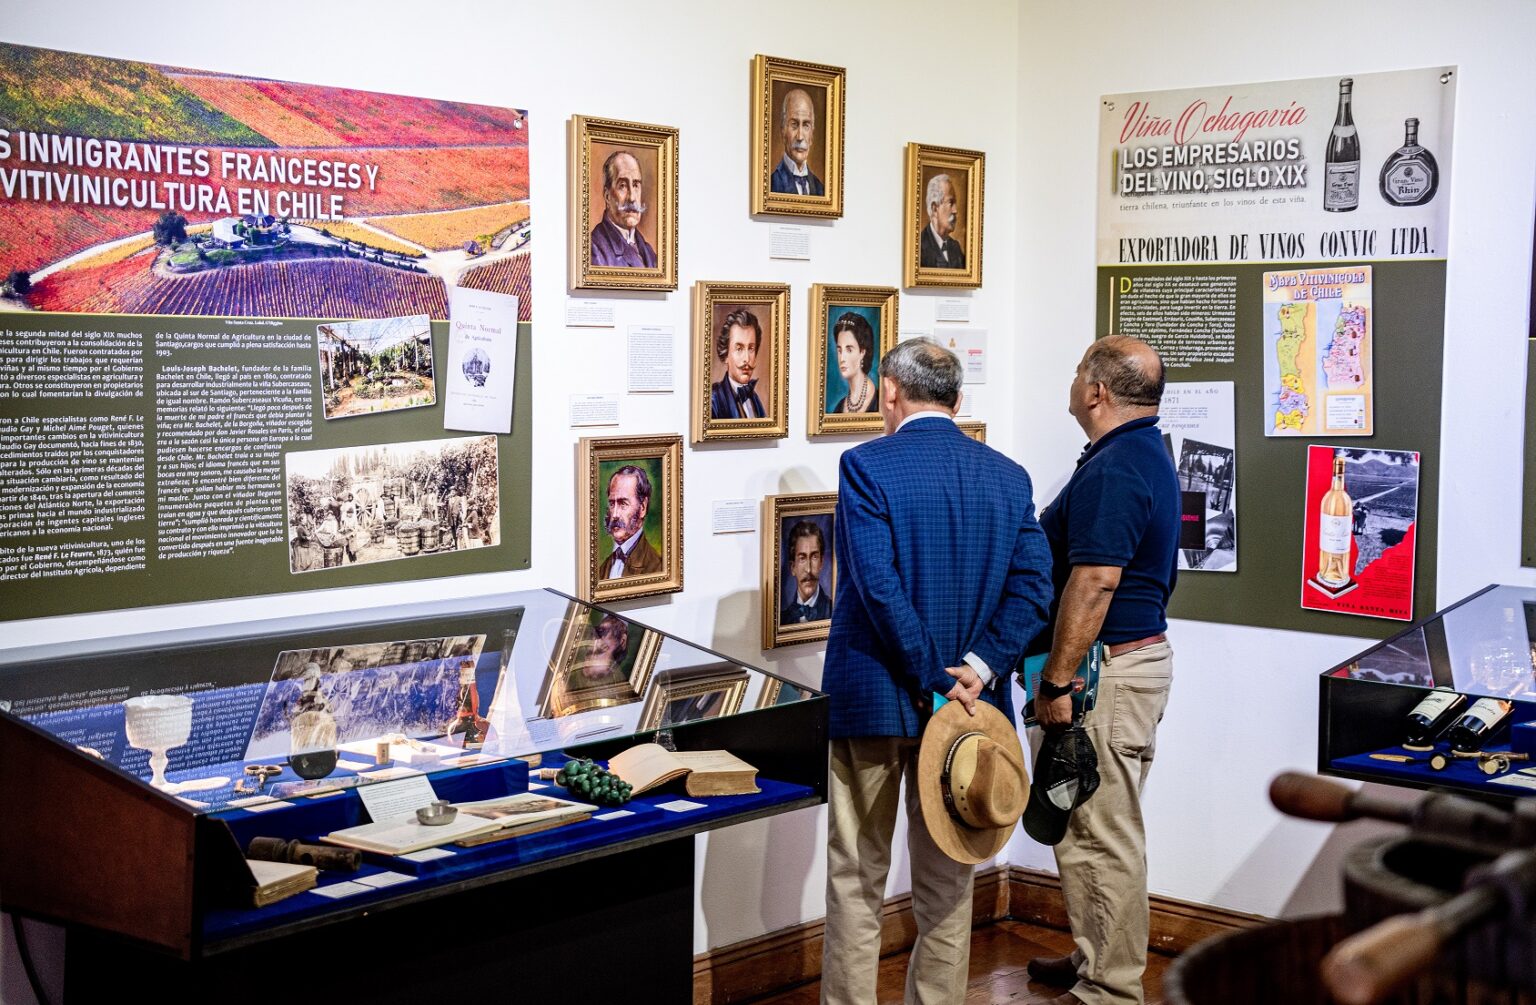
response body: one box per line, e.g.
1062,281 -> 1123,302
0,0 -> 1022,986
1009,0 -> 1536,917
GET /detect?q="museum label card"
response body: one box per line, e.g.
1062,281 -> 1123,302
356,775 -> 439,824
769,225 -> 811,260
956,388 -> 980,417
938,329 -> 987,383
935,297 -> 971,323
627,325 -> 675,393
569,393 -> 620,427
655,799 -> 707,813
310,882 -> 371,900
595,809 -> 636,821
399,847 -> 456,863
566,298 -> 616,327
355,871 -> 415,889
444,286 -> 519,434
711,499 -> 757,534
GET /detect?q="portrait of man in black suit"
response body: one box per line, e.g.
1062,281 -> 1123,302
709,308 -> 766,420
920,172 -> 966,269
599,464 -> 663,579
779,517 -> 834,626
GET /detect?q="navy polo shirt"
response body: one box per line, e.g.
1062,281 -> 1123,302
1036,415 -> 1180,646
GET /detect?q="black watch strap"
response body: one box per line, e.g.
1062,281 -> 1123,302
1038,677 -> 1075,699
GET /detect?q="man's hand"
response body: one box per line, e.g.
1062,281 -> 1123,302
1034,692 -> 1074,732
943,664 -> 983,716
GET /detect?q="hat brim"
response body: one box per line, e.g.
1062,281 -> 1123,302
917,700 -> 1027,865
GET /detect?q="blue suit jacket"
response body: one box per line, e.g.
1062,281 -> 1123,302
710,378 -> 764,419
770,159 -> 824,197
824,416 -> 1052,738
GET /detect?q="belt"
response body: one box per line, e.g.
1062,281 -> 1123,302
1106,633 -> 1166,658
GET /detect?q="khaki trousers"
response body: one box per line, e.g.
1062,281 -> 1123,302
1052,640 -> 1172,1005
822,737 -> 975,1005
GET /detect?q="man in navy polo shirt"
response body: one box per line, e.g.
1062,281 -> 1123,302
1027,335 -> 1179,1005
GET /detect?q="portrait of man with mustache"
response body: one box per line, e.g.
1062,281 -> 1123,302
598,463 -> 663,579
770,87 -> 824,197
590,149 -> 658,269
920,172 -> 966,269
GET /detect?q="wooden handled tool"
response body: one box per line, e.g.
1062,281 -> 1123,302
1321,885 -> 1502,1005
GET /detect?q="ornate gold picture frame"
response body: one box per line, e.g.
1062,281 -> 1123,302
569,115 -> 679,291
692,281 -> 792,443
638,665 -> 750,731
536,602 -> 663,718
577,433 -> 684,603
958,420 -> 987,443
751,54 -> 845,219
762,491 -> 838,649
903,143 -> 985,289
807,284 -> 897,437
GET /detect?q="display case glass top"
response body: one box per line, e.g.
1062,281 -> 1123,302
1327,584 -> 1536,701
0,588 -> 816,816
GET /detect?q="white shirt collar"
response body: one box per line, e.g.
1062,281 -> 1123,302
613,532 -> 640,557
896,409 -> 955,432
728,376 -> 752,392
794,583 -> 823,606
607,215 -> 637,243
781,153 -> 810,178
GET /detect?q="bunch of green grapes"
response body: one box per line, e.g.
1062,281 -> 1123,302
555,758 -> 633,807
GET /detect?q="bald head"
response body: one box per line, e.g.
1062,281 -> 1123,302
1081,335 -> 1165,409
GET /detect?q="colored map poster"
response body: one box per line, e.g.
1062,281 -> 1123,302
0,43 -> 531,322
1300,445 -> 1419,621
1160,382 -> 1236,572
1262,266 -> 1372,436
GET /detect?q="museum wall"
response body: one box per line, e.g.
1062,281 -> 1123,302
1006,0 -> 1536,917
0,0 -> 1023,978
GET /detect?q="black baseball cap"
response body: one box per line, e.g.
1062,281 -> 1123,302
1023,725 -> 1100,845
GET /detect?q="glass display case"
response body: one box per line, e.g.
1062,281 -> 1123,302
1320,584 -> 1536,799
0,589 -> 825,997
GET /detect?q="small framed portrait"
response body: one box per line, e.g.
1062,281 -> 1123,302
807,284 -> 898,436
903,143 -> 985,289
756,674 -> 809,709
639,665 -> 750,731
577,433 -> 684,603
692,281 -> 791,443
568,115 -> 679,291
751,55 -> 845,219
958,420 -> 987,443
762,492 -> 837,649
536,603 -> 663,718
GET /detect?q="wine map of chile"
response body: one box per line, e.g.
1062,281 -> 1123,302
1273,302 -> 1312,432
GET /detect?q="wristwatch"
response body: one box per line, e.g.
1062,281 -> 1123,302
1038,677 -> 1076,699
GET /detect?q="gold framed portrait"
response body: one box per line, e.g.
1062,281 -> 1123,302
903,143 -> 985,289
577,433 -> 684,603
807,284 -> 897,437
639,665 -> 750,731
958,420 -> 987,443
569,115 -> 679,291
756,674 -> 808,709
692,281 -> 792,443
536,602 -> 663,718
751,54 -> 845,219
762,492 -> 837,649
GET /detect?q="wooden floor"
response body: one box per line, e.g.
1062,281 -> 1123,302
747,919 -> 1171,1004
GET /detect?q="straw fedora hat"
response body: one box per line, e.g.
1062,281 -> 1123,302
918,700 -> 1029,865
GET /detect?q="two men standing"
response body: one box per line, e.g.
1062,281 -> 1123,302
821,335 -> 1179,1005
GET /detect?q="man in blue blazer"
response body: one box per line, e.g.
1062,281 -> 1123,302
821,338 -> 1053,1004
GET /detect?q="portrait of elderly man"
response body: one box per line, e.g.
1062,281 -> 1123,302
709,308 -> 766,420
770,87 -> 824,197
598,464 -> 663,579
919,172 -> 966,269
568,613 -> 631,691
779,518 -> 833,626
590,149 -> 657,269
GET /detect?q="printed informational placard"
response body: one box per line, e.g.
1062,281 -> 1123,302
569,394 -> 620,427
768,225 -> 811,260
444,288 -> 519,434
566,299 -> 616,327
1263,267 -> 1372,435
1097,66 -> 1451,637
1300,445 -> 1419,621
1160,382 -> 1236,572
627,325 -> 675,393
935,298 -> 971,323
0,42 -> 534,622
937,329 -> 988,383
711,499 -> 758,534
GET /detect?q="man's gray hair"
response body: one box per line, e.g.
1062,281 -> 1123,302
925,173 -> 953,212
1082,336 -> 1165,407
879,337 -> 962,408
601,149 -> 639,192
780,88 -> 813,126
